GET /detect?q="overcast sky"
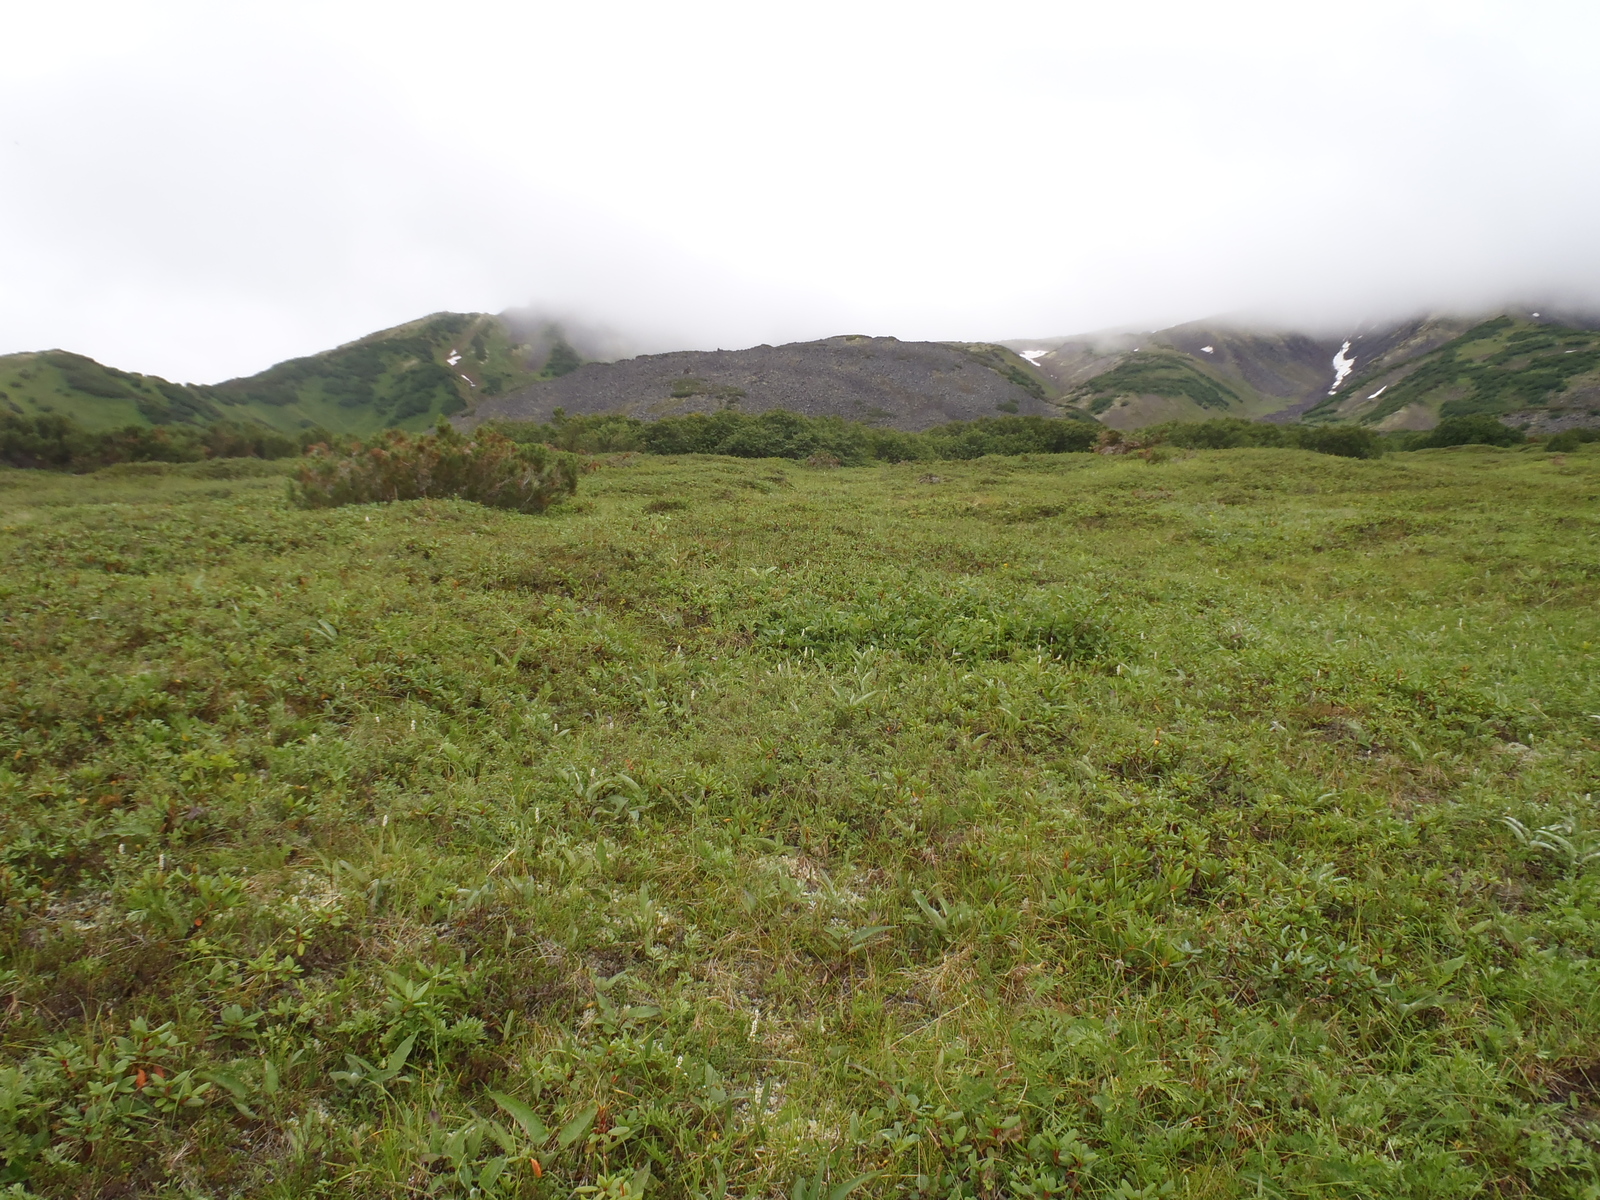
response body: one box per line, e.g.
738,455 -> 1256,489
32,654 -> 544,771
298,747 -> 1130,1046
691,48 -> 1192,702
3,0 -> 1599,382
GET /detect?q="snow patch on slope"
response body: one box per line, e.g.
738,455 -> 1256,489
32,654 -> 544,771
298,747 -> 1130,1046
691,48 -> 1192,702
1329,341 -> 1356,394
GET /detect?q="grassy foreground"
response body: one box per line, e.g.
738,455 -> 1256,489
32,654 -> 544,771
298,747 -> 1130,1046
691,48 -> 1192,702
1,445 -> 1598,1199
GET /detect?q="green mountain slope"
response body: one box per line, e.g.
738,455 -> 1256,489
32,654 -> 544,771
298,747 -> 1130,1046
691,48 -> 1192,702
1064,350 -> 1241,415
0,312 -> 581,436
1013,312 -> 1600,432
1018,324 -> 1358,429
1304,317 -> 1600,430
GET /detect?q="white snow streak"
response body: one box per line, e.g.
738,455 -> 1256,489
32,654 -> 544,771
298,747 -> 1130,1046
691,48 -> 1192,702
460,373 -> 476,387
1019,350 -> 1049,365
1200,345 -> 1214,354
1367,384 -> 1387,400
1328,341 -> 1356,394
446,350 -> 462,365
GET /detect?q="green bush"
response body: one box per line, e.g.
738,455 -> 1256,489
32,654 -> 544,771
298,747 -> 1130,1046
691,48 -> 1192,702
1412,415 -> 1525,449
1141,418 -> 1381,458
0,414 -> 312,472
1290,424 -> 1383,459
489,411 -> 1100,463
291,422 -> 578,512
1546,428 -> 1599,453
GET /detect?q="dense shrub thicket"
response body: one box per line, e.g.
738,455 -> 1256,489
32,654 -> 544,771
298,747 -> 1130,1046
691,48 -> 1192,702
291,421 -> 579,513
1141,418 -> 1384,458
494,410 -> 1107,462
0,413 -> 310,471
5,408 -> 1578,480
495,410 -> 1403,461
1411,414 -> 1532,449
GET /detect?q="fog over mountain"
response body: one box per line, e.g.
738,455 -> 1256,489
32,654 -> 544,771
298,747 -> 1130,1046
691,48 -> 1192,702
3,1 -> 1599,383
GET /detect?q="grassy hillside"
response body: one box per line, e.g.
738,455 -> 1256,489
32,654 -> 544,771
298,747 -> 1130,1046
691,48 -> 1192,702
1038,333 -> 1343,429
0,351 -> 231,430
2,443 -> 1598,1197
1063,352 -> 1241,416
1305,318 -> 1600,430
0,314 -> 576,437
1017,314 -> 1600,432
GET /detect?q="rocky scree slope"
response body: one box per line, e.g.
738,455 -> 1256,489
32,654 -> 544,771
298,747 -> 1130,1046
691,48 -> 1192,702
465,336 -> 1058,432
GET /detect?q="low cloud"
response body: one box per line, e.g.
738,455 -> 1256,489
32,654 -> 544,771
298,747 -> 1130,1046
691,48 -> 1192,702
3,0 -> 1598,380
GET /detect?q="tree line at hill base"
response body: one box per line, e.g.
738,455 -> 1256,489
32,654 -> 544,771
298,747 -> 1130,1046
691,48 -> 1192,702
3,408 -> 1593,474
0,413 -> 316,471
485,409 -> 1590,462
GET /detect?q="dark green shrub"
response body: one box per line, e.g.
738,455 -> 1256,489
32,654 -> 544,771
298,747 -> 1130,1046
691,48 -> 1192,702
1140,418 -> 1379,458
0,414 -> 312,471
1144,418 -> 1286,450
0,413 -> 91,468
488,414 -> 645,454
1290,424 -> 1382,458
1546,428 -> 1599,452
543,340 -> 582,378
291,422 -> 578,512
1413,415 -> 1525,449
0,414 -> 211,469
916,415 -> 1098,459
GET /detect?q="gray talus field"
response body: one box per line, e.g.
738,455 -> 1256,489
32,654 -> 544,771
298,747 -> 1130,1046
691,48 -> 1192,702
468,336 -> 1055,431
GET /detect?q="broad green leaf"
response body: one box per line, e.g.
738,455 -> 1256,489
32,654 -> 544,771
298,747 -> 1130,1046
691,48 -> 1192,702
385,1032 -> 417,1074
558,1102 -> 597,1149
489,1091 -> 549,1143
481,1157 -> 507,1189
829,1172 -> 882,1200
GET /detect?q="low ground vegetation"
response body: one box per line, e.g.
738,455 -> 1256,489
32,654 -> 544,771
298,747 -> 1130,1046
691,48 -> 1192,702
0,440 -> 1597,1197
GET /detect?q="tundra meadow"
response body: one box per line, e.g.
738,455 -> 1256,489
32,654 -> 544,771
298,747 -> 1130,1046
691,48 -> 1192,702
1,442 -> 1598,1198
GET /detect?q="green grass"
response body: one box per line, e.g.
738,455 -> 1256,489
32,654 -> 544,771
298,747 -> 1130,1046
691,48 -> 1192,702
1,444 -> 1599,1198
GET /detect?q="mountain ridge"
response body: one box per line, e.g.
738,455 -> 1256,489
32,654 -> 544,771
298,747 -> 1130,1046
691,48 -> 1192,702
7,305 -> 1600,440
464,336 -> 1059,432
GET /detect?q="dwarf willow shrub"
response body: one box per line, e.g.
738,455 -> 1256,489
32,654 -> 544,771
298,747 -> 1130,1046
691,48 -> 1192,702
291,422 -> 578,512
